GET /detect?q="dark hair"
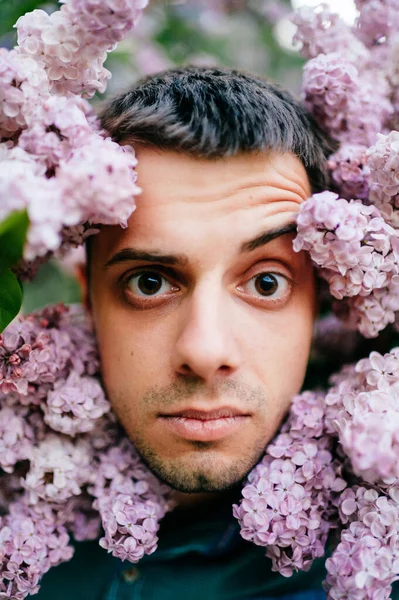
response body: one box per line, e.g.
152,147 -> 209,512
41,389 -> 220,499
98,66 -> 336,192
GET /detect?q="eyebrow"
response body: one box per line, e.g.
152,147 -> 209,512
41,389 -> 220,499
240,221 -> 297,253
104,221 -> 297,269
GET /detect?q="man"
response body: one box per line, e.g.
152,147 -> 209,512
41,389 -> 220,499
36,66 -> 334,599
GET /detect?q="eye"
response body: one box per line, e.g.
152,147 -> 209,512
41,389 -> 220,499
241,272 -> 290,300
126,271 -> 177,297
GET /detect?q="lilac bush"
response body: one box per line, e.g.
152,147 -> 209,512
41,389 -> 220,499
2,1 -> 399,599
0,0 -> 143,292
0,305 -> 173,599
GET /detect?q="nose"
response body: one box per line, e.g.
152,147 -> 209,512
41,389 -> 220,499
171,279 -> 241,382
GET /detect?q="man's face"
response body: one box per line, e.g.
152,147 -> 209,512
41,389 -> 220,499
89,148 -> 316,494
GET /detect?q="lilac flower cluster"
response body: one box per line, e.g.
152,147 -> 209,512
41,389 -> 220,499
236,348 -> 399,598
0,303 -> 99,399
325,487 -> 399,599
0,115 -> 140,262
355,0 -> 399,48
327,144 -> 370,201
294,191 -> 399,337
325,349 -> 399,485
0,0 -> 144,269
367,132 -> 399,228
2,305 -> 399,600
0,306 -> 173,599
0,501 -> 74,600
91,438 -> 172,562
233,391 -> 346,577
0,49 -> 49,139
16,0 -> 148,97
291,0 -> 399,339
301,53 -> 392,147
291,4 -> 366,61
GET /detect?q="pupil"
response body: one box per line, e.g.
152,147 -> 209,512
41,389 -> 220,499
138,273 -> 162,295
256,274 -> 278,296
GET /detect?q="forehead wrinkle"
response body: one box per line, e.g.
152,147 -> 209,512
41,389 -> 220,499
135,156 -> 310,208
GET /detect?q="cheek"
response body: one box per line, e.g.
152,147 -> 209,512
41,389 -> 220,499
92,301 -> 172,409
245,291 -> 315,400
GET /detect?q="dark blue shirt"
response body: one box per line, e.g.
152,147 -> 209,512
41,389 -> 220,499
36,489 -> 330,599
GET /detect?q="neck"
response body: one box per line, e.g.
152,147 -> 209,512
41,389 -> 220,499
170,485 -> 242,510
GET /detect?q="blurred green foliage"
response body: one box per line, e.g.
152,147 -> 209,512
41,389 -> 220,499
0,0 -> 43,39
0,210 -> 29,328
22,261 -> 81,314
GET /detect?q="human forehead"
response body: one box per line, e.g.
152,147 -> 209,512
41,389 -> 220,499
91,148 -> 311,262
133,147 -> 311,206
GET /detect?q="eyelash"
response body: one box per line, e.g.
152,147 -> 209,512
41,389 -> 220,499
121,266 -> 294,309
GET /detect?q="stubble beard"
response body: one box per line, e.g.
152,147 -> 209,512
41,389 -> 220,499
114,378 -> 272,493
131,434 -> 268,493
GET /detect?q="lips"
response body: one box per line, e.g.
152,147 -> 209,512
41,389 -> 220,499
160,407 -> 249,420
158,407 -> 250,441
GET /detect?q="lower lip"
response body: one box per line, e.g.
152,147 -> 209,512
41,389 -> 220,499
159,415 -> 249,441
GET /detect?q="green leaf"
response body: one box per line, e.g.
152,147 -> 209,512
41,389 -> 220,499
0,268 -> 23,332
0,0 -> 51,37
0,209 -> 29,270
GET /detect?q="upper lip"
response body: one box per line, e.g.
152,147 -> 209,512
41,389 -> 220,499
159,407 -> 249,420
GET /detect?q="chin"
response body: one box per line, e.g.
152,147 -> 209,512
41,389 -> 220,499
135,443 -> 266,493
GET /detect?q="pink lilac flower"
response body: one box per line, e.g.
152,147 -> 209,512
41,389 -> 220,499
0,48 -> 49,140
0,137 -> 139,263
302,52 -> 392,146
301,53 -> 359,140
15,1 -> 148,98
328,144 -> 370,201
43,371 -> 110,436
22,434 -> 93,503
0,317 -> 52,396
234,391 -> 347,577
0,500 -> 74,599
325,487 -> 399,599
343,70 -> 393,147
291,4 -> 367,61
56,135 -> 140,228
90,437 -> 172,562
0,303 -> 100,403
18,95 -> 94,171
366,131 -> 399,227
325,349 -> 399,483
0,3 -> 140,271
354,0 -> 399,47
0,154 -> 67,260
294,192 -> 399,315
0,406 -> 34,473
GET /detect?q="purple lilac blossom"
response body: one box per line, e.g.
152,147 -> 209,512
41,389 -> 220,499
301,53 -> 392,146
2,0 -> 399,598
16,0 -> 148,98
235,391 -> 346,577
293,191 -> 399,337
328,144 -> 370,201
325,349 -> 399,484
2,306 -> 399,599
0,0 -> 144,270
366,132 -> 399,227
354,0 -> 399,47
291,4 -> 367,61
